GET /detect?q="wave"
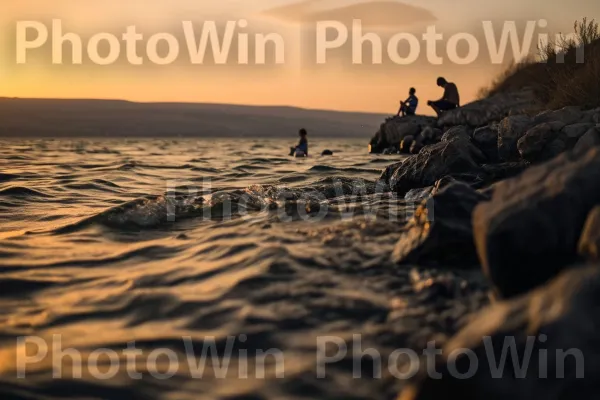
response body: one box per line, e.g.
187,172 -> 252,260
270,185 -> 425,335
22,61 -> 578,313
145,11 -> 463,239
0,186 -> 52,198
308,165 -> 381,174
0,173 -> 19,183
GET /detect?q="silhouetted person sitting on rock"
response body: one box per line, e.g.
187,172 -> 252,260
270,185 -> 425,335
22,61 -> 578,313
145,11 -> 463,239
397,87 -> 419,117
428,77 -> 460,117
289,128 -> 308,157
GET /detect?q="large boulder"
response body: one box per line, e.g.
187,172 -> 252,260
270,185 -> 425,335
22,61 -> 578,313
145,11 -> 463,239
437,89 -> 537,128
473,147 -> 600,298
399,265 -> 600,400
393,182 -> 488,267
497,114 -> 534,161
578,206 -> 600,262
517,121 -> 567,163
369,115 -> 436,153
380,138 -> 485,195
574,126 -> 600,154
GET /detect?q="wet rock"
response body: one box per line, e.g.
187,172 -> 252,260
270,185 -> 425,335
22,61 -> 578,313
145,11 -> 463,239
321,149 -> 334,156
578,206 -> 600,262
399,265 -> 600,400
369,115 -> 436,153
574,126 -> 600,154
393,182 -> 488,267
517,121 -> 567,163
473,147 -> 600,298
381,139 -> 484,195
472,124 -> 499,162
404,186 -> 434,203
437,89 -> 536,128
441,126 -> 471,142
533,105 -> 586,125
497,114 -> 534,161
401,135 -> 415,153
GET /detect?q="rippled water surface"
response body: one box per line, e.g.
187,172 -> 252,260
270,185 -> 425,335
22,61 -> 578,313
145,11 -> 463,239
0,138 -> 489,400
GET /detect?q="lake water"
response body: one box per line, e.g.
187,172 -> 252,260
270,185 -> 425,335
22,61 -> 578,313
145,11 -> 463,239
0,138 -> 488,400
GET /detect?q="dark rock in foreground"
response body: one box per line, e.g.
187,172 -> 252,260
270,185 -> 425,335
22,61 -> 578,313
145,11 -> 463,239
393,182 -> 488,267
400,265 -> 599,400
473,147 -> 600,299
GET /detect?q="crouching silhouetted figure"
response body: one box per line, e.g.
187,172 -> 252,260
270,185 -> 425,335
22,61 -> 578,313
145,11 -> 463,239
428,77 -> 460,117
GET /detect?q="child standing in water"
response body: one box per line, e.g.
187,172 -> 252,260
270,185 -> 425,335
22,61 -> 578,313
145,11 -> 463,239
290,128 -> 308,157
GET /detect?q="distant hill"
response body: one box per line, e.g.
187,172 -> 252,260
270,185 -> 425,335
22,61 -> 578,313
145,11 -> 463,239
0,98 -> 387,138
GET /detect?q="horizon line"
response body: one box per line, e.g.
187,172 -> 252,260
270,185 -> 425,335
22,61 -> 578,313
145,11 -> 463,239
0,95 -> 391,116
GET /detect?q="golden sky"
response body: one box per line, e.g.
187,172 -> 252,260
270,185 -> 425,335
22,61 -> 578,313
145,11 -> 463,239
1,0 -> 599,113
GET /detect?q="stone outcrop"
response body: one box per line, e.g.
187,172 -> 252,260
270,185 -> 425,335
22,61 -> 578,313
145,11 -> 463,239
369,115 -> 436,153
473,147 -> 600,298
437,89 -> 537,128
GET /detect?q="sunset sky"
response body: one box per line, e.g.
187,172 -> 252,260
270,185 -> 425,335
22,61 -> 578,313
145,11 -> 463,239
1,0 -> 599,113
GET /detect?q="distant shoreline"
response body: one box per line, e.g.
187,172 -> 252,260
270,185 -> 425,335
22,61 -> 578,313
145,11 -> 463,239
0,97 -> 388,138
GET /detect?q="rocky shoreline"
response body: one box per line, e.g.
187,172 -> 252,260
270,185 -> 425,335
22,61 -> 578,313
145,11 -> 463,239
370,90 -> 600,398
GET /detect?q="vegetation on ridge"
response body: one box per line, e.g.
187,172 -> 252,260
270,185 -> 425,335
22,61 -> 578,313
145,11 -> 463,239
480,18 -> 600,110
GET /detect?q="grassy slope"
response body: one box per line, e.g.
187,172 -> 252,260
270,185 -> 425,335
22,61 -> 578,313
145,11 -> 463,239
480,19 -> 600,110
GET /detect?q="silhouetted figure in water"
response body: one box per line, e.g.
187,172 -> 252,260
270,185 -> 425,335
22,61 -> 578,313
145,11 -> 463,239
428,77 -> 460,117
289,128 -> 308,157
397,87 -> 419,117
